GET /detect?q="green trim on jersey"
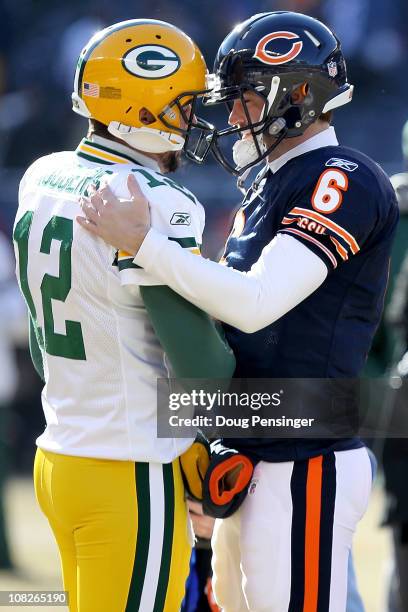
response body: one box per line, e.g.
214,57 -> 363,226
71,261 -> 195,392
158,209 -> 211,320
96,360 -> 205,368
118,259 -> 142,271
169,236 -> 197,248
74,138 -> 199,206
76,139 -> 147,166
82,139 -> 141,165
116,237 -> 197,272
76,151 -> 112,165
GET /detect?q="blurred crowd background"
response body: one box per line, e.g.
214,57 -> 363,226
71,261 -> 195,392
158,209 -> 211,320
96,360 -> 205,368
0,0 -> 408,610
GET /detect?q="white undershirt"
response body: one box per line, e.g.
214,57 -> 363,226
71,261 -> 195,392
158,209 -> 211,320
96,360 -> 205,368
133,128 -> 338,333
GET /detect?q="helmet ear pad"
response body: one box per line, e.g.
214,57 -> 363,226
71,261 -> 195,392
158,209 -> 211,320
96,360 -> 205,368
139,107 -> 157,125
291,83 -> 309,105
262,73 -> 329,136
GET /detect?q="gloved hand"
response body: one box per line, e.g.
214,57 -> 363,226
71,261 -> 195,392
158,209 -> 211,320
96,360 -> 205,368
179,431 -> 211,500
202,440 -> 256,518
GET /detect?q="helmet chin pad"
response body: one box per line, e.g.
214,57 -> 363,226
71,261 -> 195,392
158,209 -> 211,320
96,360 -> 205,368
107,121 -> 185,153
232,136 -> 266,169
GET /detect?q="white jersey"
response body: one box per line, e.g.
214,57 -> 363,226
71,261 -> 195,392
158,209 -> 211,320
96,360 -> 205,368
14,135 -> 205,462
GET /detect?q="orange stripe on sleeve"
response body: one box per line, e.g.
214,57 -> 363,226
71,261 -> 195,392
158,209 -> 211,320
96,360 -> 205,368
304,455 -> 323,612
281,217 -> 297,225
289,207 -> 360,254
330,237 -> 348,261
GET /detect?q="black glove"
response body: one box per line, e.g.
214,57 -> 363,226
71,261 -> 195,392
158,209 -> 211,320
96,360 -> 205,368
202,440 -> 257,518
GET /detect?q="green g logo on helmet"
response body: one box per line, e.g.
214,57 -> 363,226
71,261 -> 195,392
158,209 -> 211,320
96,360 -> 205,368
122,45 -> 181,79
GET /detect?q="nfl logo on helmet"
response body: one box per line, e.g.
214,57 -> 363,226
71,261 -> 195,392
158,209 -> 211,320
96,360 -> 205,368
327,60 -> 338,78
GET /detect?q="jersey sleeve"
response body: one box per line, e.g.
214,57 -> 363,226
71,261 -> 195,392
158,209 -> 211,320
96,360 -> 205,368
277,164 -> 379,271
106,169 -> 204,286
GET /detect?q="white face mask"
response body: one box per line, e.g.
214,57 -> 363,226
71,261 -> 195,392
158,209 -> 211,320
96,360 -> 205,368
232,134 -> 266,169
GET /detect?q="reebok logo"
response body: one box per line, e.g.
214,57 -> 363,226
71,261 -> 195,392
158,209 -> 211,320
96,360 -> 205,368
325,158 -> 358,172
170,213 -> 191,226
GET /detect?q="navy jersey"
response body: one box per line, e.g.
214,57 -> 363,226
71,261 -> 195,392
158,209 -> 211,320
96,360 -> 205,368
223,145 -> 399,461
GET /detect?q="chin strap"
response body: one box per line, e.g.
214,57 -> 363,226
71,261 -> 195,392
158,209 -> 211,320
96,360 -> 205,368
236,168 -> 253,196
108,122 -> 185,154
236,162 -> 270,197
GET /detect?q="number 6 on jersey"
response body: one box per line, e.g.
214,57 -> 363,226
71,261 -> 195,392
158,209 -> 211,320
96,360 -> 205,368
311,168 -> 349,214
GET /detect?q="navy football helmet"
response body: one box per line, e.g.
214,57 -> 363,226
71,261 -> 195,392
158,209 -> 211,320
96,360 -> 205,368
205,12 -> 353,176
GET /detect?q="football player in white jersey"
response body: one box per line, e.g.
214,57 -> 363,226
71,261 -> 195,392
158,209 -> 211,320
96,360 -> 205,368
13,20 -> 234,612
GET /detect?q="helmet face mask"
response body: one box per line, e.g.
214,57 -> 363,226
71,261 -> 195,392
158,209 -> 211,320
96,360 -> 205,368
204,11 -> 354,176
205,79 -> 299,177
158,90 -> 216,162
205,81 -> 289,176
72,19 -> 215,160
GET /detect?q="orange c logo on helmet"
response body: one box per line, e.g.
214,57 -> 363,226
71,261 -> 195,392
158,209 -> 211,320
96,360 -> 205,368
254,31 -> 303,65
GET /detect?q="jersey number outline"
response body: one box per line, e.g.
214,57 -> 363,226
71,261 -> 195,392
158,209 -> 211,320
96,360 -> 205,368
14,212 -> 86,360
311,168 -> 349,214
131,168 -> 197,204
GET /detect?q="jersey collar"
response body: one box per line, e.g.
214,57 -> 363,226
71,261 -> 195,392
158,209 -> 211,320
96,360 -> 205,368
268,126 -> 339,174
75,135 -> 161,172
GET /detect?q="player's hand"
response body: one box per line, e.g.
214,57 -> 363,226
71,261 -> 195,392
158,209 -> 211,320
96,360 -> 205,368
188,499 -> 215,540
76,173 -> 151,255
179,431 -> 211,500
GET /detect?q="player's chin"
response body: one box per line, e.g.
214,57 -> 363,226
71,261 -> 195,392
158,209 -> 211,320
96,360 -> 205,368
161,151 -> 182,173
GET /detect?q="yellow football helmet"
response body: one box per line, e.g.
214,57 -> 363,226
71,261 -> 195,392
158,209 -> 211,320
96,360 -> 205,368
72,19 -> 213,156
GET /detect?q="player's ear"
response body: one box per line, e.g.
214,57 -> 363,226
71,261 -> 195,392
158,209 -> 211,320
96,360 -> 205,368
139,107 -> 156,125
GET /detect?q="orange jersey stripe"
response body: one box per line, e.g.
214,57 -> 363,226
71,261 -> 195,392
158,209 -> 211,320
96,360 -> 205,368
304,455 -> 323,612
330,237 -> 348,261
281,217 -> 297,225
289,207 -> 360,254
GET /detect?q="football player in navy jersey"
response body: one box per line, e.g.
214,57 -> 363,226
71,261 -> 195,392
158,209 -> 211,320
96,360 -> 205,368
78,12 -> 398,612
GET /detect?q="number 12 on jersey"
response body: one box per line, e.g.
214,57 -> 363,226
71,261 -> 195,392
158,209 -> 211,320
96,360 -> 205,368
14,212 -> 86,360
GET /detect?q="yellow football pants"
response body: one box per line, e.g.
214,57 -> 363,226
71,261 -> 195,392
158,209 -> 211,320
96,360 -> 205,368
34,448 -> 191,612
